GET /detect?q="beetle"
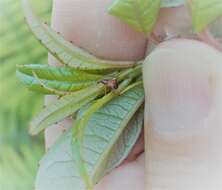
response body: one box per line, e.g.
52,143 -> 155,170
100,78 -> 118,90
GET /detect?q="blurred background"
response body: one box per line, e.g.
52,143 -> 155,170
0,0 -> 52,189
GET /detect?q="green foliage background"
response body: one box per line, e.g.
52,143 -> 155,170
0,0 -> 52,189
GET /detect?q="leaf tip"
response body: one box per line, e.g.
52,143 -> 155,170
16,64 -> 22,69
28,123 -> 38,136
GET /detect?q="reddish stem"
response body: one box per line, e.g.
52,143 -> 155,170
199,28 -> 222,52
149,32 -> 164,45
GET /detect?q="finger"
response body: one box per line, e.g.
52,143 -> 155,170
143,39 -> 222,189
51,0 -> 147,61
95,153 -> 145,190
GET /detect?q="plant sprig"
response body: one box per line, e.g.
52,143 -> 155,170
20,2 -> 144,188
35,87 -> 144,190
18,0 -> 222,189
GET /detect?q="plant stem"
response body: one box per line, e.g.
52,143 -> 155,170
117,64 -> 142,81
120,80 -> 143,95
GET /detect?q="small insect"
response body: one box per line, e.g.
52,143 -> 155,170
100,78 -> 118,90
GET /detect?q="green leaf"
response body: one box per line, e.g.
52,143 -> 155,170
29,84 -> 106,135
188,0 -> 222,32
108,0 -> 161,35
161,0 -> 185,7
16,70 -> 98,95
16,71 -> 52,94
22,0 -> 136,72
17,64 -> 103,82
85,86 -> 144,183
71,79 -> 135,188
72,92 -> 119,189
36,86 -> 144,190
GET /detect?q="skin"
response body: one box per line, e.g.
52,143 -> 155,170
144,39 -> 222,190
153,6 -> 192,39
46,1 -> 222,190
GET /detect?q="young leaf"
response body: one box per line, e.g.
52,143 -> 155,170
16,71 -> 53,94
71,79 -> 134,188
187,0 -> 222,32
161,0 -> 185,7
86,86 -> 144,183
16,71 -> 97,95
29,84 -> 106,135
17,64 -> 103,82
71,92 -> 120,189
35,86 -> 144,190
22,0 -> 136,71
108,0 -> 161,35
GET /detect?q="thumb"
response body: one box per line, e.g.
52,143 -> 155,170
143,39 -> 222,189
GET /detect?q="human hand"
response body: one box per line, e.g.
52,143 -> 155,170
45,1 -> 222,190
